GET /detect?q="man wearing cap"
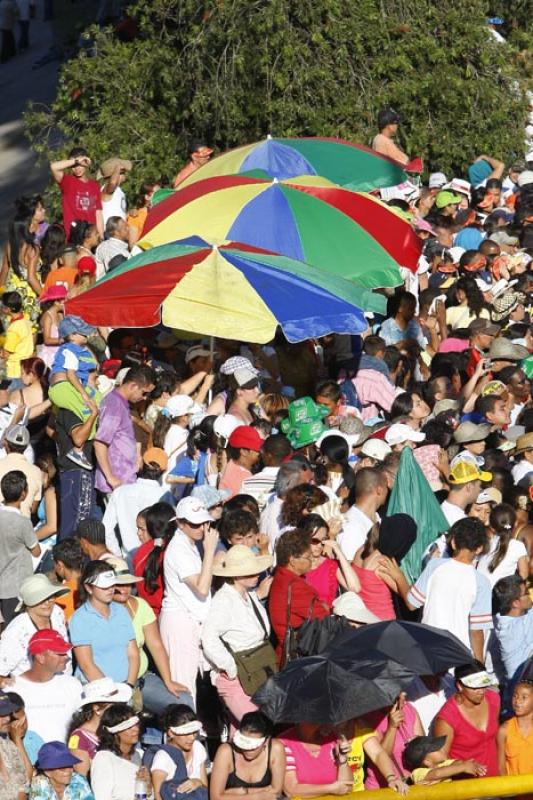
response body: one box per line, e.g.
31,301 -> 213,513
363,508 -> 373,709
466,319 -> 498,377
372,107 -> 409,164
433,191 -> 462,218
94,215 -> 130,278
440,458 -> 492,527
99,157 -> 131,225
11,630 -> 82,742
219,426 -> 263,499
385,423 -> 426,452
0,691 -> 29,799
159,497 -> 219,702
173,141 -> 214,189
185,344 -> 215,376
103,447 -> 168,555
0,425 -> 42,517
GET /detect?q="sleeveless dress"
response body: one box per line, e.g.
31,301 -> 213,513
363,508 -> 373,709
37,317 -> 60,368
436,690 -> 500,777
305,559 -> 338,609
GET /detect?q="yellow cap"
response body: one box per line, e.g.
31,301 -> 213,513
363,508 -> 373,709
449,460 -> 492,485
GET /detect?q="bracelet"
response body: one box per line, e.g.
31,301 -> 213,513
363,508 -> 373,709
386,775 -> 396,782
337,758 -> 348,765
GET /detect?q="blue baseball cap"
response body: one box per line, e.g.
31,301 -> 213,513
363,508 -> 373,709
36,741 -> 81,770
191,485 -> 230,509
0,692 -> 18,716
58,315 -> 97,339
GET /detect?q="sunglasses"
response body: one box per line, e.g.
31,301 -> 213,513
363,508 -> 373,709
310,537 -> 325,546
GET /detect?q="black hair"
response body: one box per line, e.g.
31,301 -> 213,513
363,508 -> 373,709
454,660 -> 486,684
363,335 -> 387,357
486,178 -> 502,191
40,223 -> 67,279
161,703 -> 198,732
7,213 -> 36,278
449,518 -> 487,552
68,220 -> 95,247
2,291 -> 23,313
139,460 -> 164,481
474,394 -> 503,418
150,371 -> 178,400
97,704 -> 138,756
495,365 -> 522,386
123,365 -> 156,387
52,538 -> 84,570
0,470 -> 27,502
390,392 -> 415,419
315,380 -> 341,403
219,509 -> 259,544
421,418 -> 453,449
68,147 -> 89,159
239,711 -> 273,737
453,276 -> 485,317
261,433 -> 292,463
223,494 -> 260,520
143,502 -> 177,593
487,503 -> 516,573
76,518 -> 106,545
319,435 -> 352,485
493,575 -> 526,615
78,560 -> 113,604
298,513 -> 329,536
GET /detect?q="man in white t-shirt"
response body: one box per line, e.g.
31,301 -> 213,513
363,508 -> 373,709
159,497 -> 219,703
338,467 -> 388,559
382,518 -> 492,662
11,629 -> 82,742
440,459 -> 491,526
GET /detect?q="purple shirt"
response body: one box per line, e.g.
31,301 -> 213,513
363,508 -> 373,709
95,389 -> 137,492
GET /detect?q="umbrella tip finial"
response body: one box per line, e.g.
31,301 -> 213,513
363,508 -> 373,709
212,243 -> 218,251
267,133 -> 272,140
272,177 -> 279,184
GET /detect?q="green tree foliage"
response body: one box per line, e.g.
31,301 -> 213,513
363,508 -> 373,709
25,0 -> 529,201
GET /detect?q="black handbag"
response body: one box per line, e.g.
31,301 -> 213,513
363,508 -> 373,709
280,580 -> 316,669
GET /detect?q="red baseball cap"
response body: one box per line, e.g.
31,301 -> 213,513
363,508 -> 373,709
77,256 -> 96,276
28,629 -> 72,656
228,426 -> 263,452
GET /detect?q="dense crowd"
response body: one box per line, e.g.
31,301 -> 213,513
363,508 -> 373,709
0,115 -> 532,800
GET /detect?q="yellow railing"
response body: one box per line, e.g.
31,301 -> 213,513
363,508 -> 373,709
310,774 -> 533,799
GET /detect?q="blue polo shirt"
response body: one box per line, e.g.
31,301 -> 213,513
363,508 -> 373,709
69,600 -> 135,682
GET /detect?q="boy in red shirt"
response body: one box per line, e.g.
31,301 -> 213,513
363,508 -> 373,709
50,147 -> 103,239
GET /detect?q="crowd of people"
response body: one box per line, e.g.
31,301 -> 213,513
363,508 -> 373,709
0,120 -> 532,800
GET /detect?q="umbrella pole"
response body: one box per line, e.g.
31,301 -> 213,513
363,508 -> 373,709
208,336 -> 215,405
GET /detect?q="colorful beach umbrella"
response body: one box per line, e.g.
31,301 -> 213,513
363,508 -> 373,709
177,136 -> 420,192
140,176 -> 421,289
65,239 -> 376,342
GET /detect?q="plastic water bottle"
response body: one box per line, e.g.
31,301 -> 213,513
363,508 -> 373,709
134,778 -> 148,800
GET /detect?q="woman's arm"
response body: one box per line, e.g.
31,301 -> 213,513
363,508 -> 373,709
517,554 -> 529,580
143,620 -> 189,695
324,541 -> 360,593
183,528 -> 219,599
73,645 -> 106,682
126,639 -> 140,686
25,246 -> 42,295
363,736 -> 408,794
70,747 -> 91,777
35,486 -> 57,541
432,717 -> 454,756
193,373 -> 215,406
180,371 -> 208,396
283,769 -> 350,798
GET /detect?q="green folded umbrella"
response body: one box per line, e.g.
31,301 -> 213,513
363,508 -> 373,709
386,447 -> 449,583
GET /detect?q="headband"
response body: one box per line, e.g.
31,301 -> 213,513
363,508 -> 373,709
85,570 -> 116,588
459,671 -> 492,689
233,731 -> 266,751
105,715 -> 140,734
169,720 -> 202,736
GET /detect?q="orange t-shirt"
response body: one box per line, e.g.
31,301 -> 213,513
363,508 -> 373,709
55,577 -> 79,620
43,266 -> 79,292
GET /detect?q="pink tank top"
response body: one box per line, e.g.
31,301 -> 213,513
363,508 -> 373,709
305,559 -> 338,609
352,565 -> 395,620
365,703 -> 417,788
281,733 -> 337,786
436,691 -> 500,777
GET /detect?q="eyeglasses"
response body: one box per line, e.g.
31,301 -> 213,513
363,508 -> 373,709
310,537 -> 325,546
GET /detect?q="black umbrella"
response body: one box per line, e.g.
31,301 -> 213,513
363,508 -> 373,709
325,620 -> 473,675
252,653 -> 416,724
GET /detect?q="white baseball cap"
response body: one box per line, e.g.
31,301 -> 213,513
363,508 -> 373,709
166,394 -> 200,418
175,497 -> 213,524
360,439 -> 392,461
385,423 -> 426,446
185,345 -> 215,364
213,414 -> 242,441
429,172 -> 447,189
80,678 -> 132,707
332,592 -> 380,625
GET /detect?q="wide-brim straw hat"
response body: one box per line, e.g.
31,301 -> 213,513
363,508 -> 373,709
213,545 -> 272,577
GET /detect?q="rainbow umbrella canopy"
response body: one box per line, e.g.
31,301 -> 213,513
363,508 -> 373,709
140,176 -> 421,290
177,136 -> 414,192
65,238 -> 378,342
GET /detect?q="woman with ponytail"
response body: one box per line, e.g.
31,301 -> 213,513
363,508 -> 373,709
132,503 -> 176,616
477,503 -> 528,587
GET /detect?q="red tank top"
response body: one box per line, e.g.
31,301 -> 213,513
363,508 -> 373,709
436,690 -> 500,777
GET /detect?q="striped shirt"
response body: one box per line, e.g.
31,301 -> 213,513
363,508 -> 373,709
352,370 -> 400,422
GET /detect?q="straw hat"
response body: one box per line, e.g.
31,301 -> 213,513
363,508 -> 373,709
212,545 -> 272,577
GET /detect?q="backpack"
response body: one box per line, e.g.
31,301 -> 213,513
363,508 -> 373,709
142,744 -> 208,800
